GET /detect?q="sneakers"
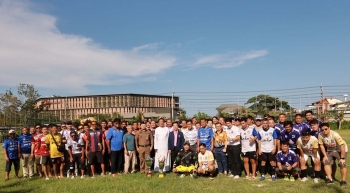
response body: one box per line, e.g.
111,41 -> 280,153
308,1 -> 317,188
325,178 -> 334,184
272,175 -> 276,181
234,175 -> 240,179
80,175 -> 84,179
340,181 -> 347,186
260,176 -> 265,181
301,177 -> 308,182
284,176 -> 289,181
71,176 -> 75,179
228,174 -> 234,178
290,177 -> 295,182
45,177 -> 49,180
313,178 -> 319,183
91,176 -> 95,179
179,174 -> 185,178
209,177 -> 214,180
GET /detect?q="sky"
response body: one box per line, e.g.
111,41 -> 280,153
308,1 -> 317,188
1,0 -> 350,116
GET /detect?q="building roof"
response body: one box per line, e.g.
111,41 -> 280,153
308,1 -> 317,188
216,104 -> 242,113
38,93 -> 179,100
313,97 -> 342,105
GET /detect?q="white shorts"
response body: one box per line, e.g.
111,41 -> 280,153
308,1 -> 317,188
301,152 -> 320,162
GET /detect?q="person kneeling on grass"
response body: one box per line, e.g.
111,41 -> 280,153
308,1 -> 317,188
276,141 -> 300,181
3,130 -> 20,181
197,143 -> 215,179
172,141 -> 197,178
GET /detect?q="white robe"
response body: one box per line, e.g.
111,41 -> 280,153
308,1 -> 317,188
154,126 -> 171,172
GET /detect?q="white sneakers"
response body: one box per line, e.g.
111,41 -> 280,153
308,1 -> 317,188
234,175 -> 240,179
313,178 -> 319,183
179,174 -> 185,178
301,177 -> 308,182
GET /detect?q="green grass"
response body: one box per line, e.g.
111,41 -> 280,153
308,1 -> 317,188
1,130 -> 350,193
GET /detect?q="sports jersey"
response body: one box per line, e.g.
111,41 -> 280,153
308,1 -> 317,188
318,130 -> 344,152
304,120 -> 323,129
2,138 -> 19,159
296,136 -> 319,155
198,150 -> 214,166
257,128 -> 278,153
31,133 -> 43,155
280,129 -> 300,151
183,128 -> 198,146
105,127 -> 124,151
18,133 -> 32,154
224,126 -> 240,146
38,134 -> 50,156
275,123 -> 285,132
214,131 -> 227,147
67,137 -> 84,154
197,127 -> 214,150
173,149 -> 197,167
310,128 -> 321,138
240,126 -> 258,153
45,133 -> 64,158
293,122 -> 309,133
276,150 -> 299,166
86,129 -> 104,152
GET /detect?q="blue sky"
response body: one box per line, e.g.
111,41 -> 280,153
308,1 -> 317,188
1,0 -> 350,116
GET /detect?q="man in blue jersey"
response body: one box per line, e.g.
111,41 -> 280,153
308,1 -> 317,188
304,110 -> 322,129
3,130 -> 20,181
257,119 -> 278,181
293,114 -> 309,133
196,119 -> 214,152
18,127 -> 33,178
276,141 -> 300,181
309,119 -> 321,138
280,121 -> 300,153
275,113 -> 286,132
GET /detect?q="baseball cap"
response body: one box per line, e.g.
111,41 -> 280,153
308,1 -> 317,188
184,141 -> 190,146
255,116 -> 263,121
8,130 -> 16,134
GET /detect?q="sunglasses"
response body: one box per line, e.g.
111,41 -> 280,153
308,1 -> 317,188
321,128 -> 329,131
9,133 -> 15,135
71,135 -> 77,137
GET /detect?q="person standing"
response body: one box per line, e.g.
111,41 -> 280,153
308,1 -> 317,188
154,118 -> 171,172
45,124 -> 65,179
225,118 -> 241,179
39,126 -> 51,180
183,120 -> 198,152
123,125 -> 136,173
135,123 -> 153,174
213,123 -> 228,175
106,118 -> 124,177
279,121 -> 300,153
31,125 -> 43,178
168,123 -> 184,171
18,127 -> 33,178
3,130 -> 20,181
67,131 -> 85,179
197,119 -> 214,152
240,117 -> 258,179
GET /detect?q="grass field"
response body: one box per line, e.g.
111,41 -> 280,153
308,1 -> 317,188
1,130 -> 350,193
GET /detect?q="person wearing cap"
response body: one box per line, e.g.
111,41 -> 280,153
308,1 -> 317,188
18,127 -> 34,178
254,117 -> 263,132
67,131 -> 85,179
172,141 -> 197,178
3,130 -> 20,181
297,130 -> 321,183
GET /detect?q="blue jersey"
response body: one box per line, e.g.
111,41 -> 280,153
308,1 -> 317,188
275,123 -> 285,132
277,150 -> 299,166
273,126 -> 282,139
2,138 -> 19,159
310,128 -> 321,138
18,134 -> 32,154
293,123 -> 309,133
106,127 -> 124,151
280,129 -> 300,151
197,127 -> 214,150
304,120 -> 323,129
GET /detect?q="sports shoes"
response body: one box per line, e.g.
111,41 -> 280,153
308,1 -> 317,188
91,176 -> 95,179
45,177 -> 49,180
101,174 -> 105,177
272,175 -> 276,181
301,177 -> 308,182
209,177 -> 214,180
228,174 -> 234,178
260,176 -> 265,181
234,175 -> 240,179
325,178 -> 334,184
179,174 -> 185,178
340,181 -> 347,186
71,176 -> 75,179
290,177 -> 295,182
313,178 -> 319,183
284,176 -> 289,181
80,175 -> 84,179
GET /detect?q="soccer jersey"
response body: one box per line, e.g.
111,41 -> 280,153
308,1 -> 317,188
224,126 -> 240,146
2,138 -> 19,159
86,129 -> 104,152
240,126 -> 258,153
105,127 -> 124,151
275,123 -> 285,132
67,137 -> 84,154
304,120 -> 323,129
296,136 -> 319,155
18,133 -> 32,154
38,134 -> 50,156
280,129 -> 300,151
45,133 -> 64,158
197,127 -> 214,150
257,128 -> 278,153
214,131 -> 227,147
310,128 -> 321,138
198,150 -> 214,166
276,150 -> 299,166
293,122 -> 309,133
318,130 -> 344,152
31,133 -> 43,155
183,128 -> 198,146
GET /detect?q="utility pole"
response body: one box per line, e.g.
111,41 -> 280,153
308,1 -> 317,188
275,97 -> 277,111
321,84 -> 325,115
171,92 -> 174,121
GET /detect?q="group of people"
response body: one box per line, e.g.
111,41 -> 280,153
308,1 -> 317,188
2,111 -> 348,186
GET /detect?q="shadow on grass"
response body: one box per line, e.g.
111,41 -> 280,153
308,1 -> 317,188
1,180 -> 34,193
311,183 -> 347,193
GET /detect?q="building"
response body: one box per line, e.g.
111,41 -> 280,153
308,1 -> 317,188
37,93 -> 179,120
312,97 -> 343,115
216,104 -> 242,115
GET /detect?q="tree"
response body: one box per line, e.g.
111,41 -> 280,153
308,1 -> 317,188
129,112 -> 143,123
177,108 -> 188,121
112,112 -> 124,120
17,83 -> 41,115
193,111 -> 211,120
245,95 -> 291,116
216,109 -> 231,118
0,90 -> 21,126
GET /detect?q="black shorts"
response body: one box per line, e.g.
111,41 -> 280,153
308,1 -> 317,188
51,157 -> 64,165
41,156 -> 50,165
241,151 -> 257,159
88,152 -> 104,164
70,153 -> 85,170
5,158 -> 20,172
259,152 -> 276,162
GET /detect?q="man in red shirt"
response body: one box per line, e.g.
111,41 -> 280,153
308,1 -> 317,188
39,126 -> 51,180
31,125 -> 43,178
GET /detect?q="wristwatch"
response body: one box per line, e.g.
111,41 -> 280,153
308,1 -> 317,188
340,158 -> 345,160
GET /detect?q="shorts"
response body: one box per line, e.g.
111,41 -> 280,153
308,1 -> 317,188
259,152 -> 276,162
88,152 -> 104,164
51,157 -> 64,165
241,151 -> 257,159
5,158 -> 20,172
324,151 -> 347,169
35,155 -> 41,165
176,165 -> 195,173
301,152 -> 320,162
201,165 -> 209,172
41,156 -> 50,165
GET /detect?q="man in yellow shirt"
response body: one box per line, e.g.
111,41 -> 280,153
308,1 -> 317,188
197,143 -> 215,179
214,123 -> 228,175
46,124 -> 65,179
318,123 -> 347,186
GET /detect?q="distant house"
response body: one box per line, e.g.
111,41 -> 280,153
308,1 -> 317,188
216,104 -> 242,114
331,101 -> 350,121
312,97 -> 343,115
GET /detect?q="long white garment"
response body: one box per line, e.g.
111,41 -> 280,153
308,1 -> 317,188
154,126 -> 171,172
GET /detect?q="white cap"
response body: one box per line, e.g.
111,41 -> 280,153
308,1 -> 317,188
8,130 -> 16,134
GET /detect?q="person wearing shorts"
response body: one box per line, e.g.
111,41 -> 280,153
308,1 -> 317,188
240,117 -> 258,179
46,124 -> 65,179
86,121 -> 105,178
67,131 -> 85,179
276,141 -> 300,181
197,143 -> 215,179
39,126 -> 51,180
31,125 -> 43,178
318,123 -> 347,186
297,130 -> 321,183
3,130 -> 20,181
172,141 -> 197,178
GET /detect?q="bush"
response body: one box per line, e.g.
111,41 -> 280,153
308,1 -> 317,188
329,121 -> 350,130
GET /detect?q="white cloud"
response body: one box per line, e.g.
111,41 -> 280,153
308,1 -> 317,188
192,50 -> 268,69
0,0 -> 176,94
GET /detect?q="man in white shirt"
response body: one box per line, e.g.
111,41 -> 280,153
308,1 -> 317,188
183,120 -> 198,152
225,118 -> 241,179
